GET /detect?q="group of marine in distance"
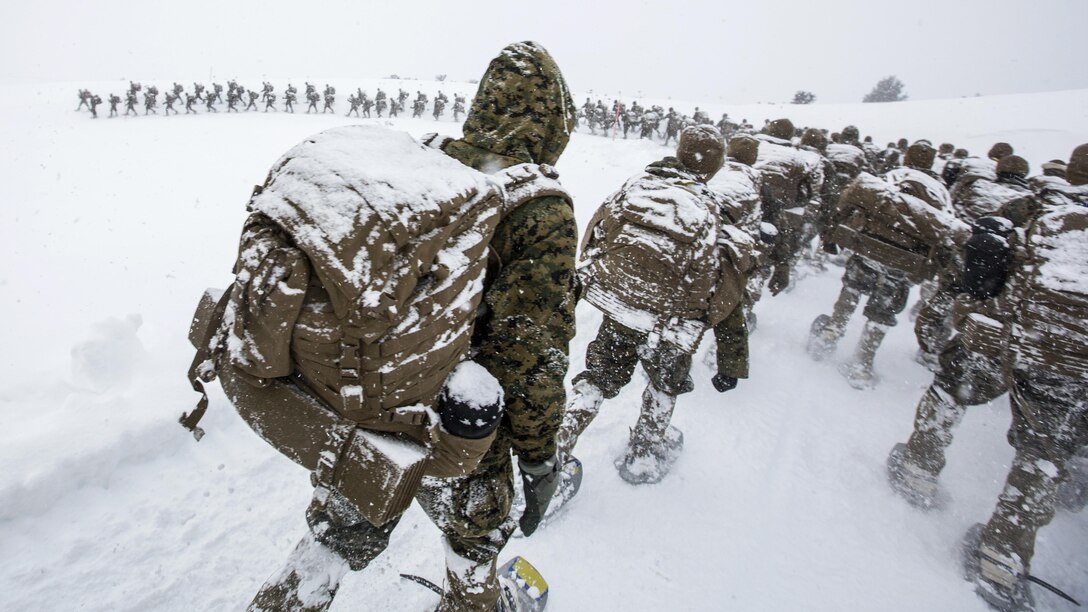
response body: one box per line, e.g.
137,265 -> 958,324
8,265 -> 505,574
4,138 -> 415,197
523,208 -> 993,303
74,81 -> 765,143
74,81 -> 468,120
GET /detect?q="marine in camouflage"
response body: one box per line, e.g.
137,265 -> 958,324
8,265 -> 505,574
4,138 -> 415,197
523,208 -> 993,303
423,40 -> 578,611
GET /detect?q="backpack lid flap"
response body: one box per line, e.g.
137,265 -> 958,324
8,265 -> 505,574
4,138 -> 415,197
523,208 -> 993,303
250,126 -> 500,310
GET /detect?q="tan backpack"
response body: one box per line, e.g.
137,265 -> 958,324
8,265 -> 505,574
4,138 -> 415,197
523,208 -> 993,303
580,163 -> 743,353
829,171 -> 967,283
185,125 -> 505,438
1007,203 -> 1088,378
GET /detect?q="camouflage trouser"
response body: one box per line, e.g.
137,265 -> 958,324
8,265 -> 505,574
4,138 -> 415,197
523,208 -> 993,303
979,371 -> 1088,573
562,317 -> 694,452
712,306 -> 749,380
901,336 -> 1007,476
574,317 -> 694,399
306,442 -> 518,612
914,271 -> 958,358
839,254 -> 912,327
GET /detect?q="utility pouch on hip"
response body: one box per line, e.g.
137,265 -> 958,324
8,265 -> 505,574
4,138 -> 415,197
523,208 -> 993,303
311,424 -> 429,527
830,225 -> 932,283
190,289 -> 430,527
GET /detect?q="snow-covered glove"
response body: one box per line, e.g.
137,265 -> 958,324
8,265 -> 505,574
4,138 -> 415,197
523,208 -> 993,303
518,455 -> 560,537
711,374 -> 738,393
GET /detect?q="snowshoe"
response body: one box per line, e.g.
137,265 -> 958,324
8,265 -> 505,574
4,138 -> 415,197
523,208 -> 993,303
616,426 -> 683,485
247,533 -> 349,612
886,443 -> 944,509
496,556 -> 549,612
961,523 -> 1036,612
512,457 -> 584,538
838,360 -> 877,390
543,456 -> 584,522
806,315 -> 838,361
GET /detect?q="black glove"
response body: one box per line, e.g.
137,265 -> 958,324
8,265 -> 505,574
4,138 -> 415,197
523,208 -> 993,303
711,374 -> 738,393
822,240 -> 839,255
518,456 -> 560,537
767,265 -> 790,296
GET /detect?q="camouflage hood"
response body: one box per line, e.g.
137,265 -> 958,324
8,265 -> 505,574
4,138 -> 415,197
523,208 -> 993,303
461,41 -> 577,167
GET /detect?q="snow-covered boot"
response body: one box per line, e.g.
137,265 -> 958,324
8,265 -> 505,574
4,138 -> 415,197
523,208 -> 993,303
540,456 -> 584,524
961,523 -> 1036,612
807,288 -> 859,360
839,320 -> 887,389
616,386 -> 682,485
496,557 -> 549,612
886,442 -> 942,509
247,532 -> 350,612
555,379 -> 604,461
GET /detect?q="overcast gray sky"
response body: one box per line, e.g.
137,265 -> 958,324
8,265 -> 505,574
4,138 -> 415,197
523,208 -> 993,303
2,0 -> 1085,103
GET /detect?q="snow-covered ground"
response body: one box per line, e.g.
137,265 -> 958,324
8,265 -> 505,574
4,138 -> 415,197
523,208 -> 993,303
1,79 -> 1086,611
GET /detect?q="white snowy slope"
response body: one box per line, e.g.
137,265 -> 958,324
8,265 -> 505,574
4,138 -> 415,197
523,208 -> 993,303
0,80 -> 1086,611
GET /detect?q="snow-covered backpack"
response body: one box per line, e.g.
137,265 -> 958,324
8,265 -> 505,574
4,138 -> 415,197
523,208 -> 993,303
185,125 -> 506,440
753,136 -> 825,232
1006,203 -> 1088,378
579,161 -> 742,352
828,170 -> 967,283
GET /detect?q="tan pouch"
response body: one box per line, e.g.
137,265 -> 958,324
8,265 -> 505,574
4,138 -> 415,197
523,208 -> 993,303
425,428 -> 498,478
830,225 -> 933,283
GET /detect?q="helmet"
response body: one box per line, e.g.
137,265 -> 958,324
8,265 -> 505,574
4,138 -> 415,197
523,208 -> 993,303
904,140 -> 936,170
800,128 -> 828,152
987,142 -> 1014,161
677,125 -> 726,180
764,118 -> 794,140
727,134 -> 760,167
995,155 -> 1029,179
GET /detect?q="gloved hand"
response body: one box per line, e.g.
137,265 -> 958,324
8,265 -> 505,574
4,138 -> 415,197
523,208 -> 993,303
822,240 -> 839,255
711,374 -> 738,393
518,455 -> 560,537
768,265 -> 790,296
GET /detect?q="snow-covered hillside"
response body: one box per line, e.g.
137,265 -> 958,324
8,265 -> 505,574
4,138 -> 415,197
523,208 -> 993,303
0,80 -> 1085,611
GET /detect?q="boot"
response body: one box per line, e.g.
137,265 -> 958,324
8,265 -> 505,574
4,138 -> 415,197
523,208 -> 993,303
616,386 -> 682,485
555,379 -> 604,462
895,386 -> 968,506
961,523 -> 1036,612
886,442 -> 942,509
839,320 -> 887,389
807,287 -> 859,360
248,532 -> 349,612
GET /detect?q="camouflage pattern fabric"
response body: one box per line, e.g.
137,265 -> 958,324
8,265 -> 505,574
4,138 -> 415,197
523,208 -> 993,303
980,372 -> 1088,575
838,254 -> 912,327
461,41 -> 577,168
412,40 -> 577,612
713,304 -> 750,380
574,317 -> 695,400
416,466 -> 518,611
900,337 -> 1007,478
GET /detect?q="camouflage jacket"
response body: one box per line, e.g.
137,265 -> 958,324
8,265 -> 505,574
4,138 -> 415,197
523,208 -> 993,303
443,140 -> 577,467
440,41 -> 579,467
